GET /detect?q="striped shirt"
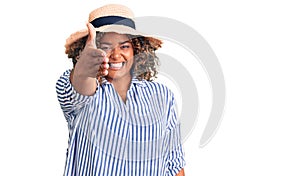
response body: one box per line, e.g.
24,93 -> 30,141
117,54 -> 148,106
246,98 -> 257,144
56,69 -> 185,176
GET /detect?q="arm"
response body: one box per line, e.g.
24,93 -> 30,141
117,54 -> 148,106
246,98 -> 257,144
56,70 -> 94,123
70,68 -> 97,96
176,169 -> 185,176
166,91 -> 186,176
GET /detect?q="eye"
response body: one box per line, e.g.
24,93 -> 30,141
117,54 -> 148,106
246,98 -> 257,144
99,44 -> 111,51
120,44 -> 131,49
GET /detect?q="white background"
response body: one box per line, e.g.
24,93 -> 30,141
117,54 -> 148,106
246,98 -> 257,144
0,0 -> 299,175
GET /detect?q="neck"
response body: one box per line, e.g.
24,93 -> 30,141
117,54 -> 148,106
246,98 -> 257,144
107,74 -> 132,88
106,74 -> 132,102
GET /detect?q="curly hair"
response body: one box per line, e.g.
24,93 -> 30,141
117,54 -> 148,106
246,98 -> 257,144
66,32 -> 162,81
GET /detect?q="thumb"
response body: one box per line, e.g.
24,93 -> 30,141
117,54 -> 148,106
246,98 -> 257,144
85,23 -> 97,48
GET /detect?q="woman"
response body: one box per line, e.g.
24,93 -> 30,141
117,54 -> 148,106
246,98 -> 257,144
56,4 -> 185,176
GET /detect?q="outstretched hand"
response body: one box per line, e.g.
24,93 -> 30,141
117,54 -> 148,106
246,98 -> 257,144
74,23 -> 109,79
71,23 -> 109,95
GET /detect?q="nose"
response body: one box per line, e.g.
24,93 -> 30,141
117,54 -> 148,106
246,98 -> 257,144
109,47 -> 121,60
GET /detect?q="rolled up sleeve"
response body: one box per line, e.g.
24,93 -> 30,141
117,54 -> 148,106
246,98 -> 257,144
56,70 -> 94,125
165,94 -> 186,176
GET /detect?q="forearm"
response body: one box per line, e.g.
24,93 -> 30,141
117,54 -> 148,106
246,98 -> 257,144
176,169 -> 185,176
70,69 -> 97,96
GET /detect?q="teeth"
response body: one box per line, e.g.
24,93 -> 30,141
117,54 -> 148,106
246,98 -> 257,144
109,62 -> 124,69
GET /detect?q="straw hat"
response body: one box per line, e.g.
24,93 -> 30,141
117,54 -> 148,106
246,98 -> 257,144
65,4 -> 162,54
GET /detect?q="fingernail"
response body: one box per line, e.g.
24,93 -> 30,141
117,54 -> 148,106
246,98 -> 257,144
103,70 -> 108,75
104,57 -> 109,62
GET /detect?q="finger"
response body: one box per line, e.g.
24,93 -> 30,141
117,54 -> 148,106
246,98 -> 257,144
90,56 -> 108,66
102,56 -> 109,63
89,48 -> 105,57
96,55 -> 109,64
101,63 -> 109,69
102,69 -> 108,76
85,23 -> 96,48
96,69 -> 108,78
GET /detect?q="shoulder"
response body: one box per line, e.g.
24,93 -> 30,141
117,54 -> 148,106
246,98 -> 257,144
56,69 -> 72,89
57,69 -> 72,83
146,81 -> 171,92
138,80 -> 175,102
136,79 -> 172,93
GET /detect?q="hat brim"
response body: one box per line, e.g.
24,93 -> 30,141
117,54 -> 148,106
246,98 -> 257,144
65,24 -> 162,54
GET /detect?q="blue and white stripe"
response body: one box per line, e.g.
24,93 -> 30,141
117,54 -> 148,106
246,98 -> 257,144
56,69 -> 185,176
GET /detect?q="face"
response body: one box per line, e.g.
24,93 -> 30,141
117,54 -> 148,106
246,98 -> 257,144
98,32 -> 134,82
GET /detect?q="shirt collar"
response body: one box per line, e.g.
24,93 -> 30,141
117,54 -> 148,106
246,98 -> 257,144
100,77 -> 146,87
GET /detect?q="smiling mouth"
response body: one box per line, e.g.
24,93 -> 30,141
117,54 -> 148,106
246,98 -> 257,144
108,62 -> 126,70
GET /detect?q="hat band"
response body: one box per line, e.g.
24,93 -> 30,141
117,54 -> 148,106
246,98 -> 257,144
90,16 -> 136,29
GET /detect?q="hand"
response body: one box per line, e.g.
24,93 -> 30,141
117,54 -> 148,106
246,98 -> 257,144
176,169 -> 185,176
74,23 -> 109,79
71,23 -> 109,95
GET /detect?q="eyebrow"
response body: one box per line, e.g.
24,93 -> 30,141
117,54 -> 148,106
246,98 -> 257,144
100,40 -> 131,45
